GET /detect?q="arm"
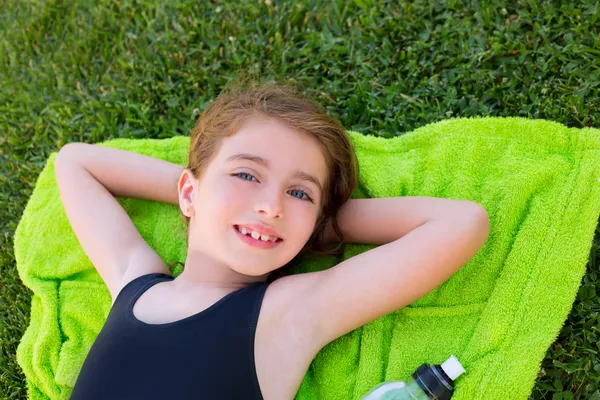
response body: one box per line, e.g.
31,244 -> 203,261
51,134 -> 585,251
57,142 -> 184,204
323,196 -> 481,245
54,143 -> 183,299
286,197 -> 490,350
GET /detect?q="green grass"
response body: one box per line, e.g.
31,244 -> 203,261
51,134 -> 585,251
1,0 -> 599,398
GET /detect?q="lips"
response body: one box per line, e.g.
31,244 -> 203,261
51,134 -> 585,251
233,225 -> 282,249
234,224 -> 283,241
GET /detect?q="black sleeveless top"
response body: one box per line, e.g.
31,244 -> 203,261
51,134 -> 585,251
70,273 -> 271,400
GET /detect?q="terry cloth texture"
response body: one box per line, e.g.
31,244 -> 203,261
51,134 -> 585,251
14,116 -> 600,399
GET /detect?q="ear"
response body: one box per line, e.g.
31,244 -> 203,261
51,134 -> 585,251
178,169 -> 197,217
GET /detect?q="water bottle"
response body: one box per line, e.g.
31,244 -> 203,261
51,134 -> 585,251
360,355 -> 466,400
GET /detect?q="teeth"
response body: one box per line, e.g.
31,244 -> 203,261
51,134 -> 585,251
237,226 -> 280,242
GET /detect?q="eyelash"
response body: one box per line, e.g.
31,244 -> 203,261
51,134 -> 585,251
231,172 -> 314,203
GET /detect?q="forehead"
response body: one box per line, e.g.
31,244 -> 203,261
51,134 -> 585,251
215,116 -> 328,182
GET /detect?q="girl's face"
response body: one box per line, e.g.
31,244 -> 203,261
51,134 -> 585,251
184,114 -> 328,277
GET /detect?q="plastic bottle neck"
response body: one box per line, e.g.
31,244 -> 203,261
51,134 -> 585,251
413,363 -> 455,400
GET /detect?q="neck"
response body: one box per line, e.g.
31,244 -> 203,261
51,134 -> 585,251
173,248 -> 269,291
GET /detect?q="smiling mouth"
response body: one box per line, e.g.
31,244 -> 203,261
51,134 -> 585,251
234,225 -> 283,242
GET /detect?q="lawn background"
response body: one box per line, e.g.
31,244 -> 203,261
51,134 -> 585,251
1,0 -> 599,399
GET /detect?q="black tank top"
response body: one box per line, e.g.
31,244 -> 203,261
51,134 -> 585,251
70,273 -> 271,400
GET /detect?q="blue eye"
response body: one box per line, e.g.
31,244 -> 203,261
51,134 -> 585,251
290,189 -> 313,202
233,172 -> 258,182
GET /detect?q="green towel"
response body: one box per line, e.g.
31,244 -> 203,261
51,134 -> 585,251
14,116 -> 600,400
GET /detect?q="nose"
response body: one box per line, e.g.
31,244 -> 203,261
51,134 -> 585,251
255,186 -> 283,219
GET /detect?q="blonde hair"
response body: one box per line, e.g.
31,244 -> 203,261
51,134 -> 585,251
171,79 -> 359,280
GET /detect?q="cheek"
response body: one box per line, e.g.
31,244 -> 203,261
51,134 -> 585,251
287,206 -> 319,242
209,178 -> 245,212
216,186 -> 235,206
192,179 -> 240,232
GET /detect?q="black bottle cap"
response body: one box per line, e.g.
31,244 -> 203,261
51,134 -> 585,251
412,363 -> 455,400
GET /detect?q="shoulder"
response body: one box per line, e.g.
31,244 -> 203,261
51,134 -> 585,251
113,251 -> 172,302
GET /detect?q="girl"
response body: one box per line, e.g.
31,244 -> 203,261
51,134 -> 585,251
54,81 -> 490,400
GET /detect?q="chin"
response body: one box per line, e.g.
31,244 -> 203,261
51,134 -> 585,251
229,264 -> 273,278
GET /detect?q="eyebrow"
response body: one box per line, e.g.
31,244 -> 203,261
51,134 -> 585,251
226,153 -> 323,194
